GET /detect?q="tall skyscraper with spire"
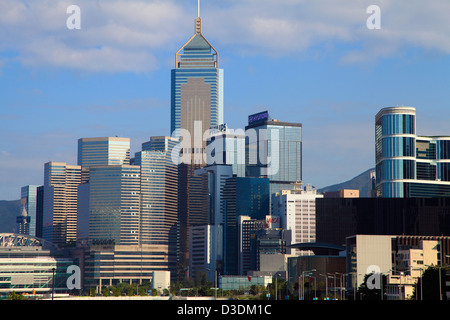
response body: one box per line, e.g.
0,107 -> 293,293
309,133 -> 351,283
171,3 -> 224,280
171,4 -> 224,164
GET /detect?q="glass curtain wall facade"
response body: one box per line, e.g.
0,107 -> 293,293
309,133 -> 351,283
87,165 -> 141,246
239,216 -> 266,275
135,136 -> 178,246
171,13 -> 223,280
191,164 -> 234,280
206,126 -> 245,177
222,177 -> 270,275
77,137 -> 130,167
20,185 -> 41,237
171,16 -> 223,166
375,106 -> 450,197
77,137 -> 131,184
245,111 -> 302,199
134,136 -> 178,274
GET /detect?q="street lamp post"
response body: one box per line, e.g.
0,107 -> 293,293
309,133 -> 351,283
335,272 -> 349,300
423,265 -> 443,301
319,274 -> 328,300
399,272 -> 404,300
300,269 -> 316,300
328,276 -> 334,299
312,276 -> 317,299
327,273 -> 336,300
206,267 -> 218,300
51,267 -> 56,300
439,267 -> 442,301
275,276 -> 277,301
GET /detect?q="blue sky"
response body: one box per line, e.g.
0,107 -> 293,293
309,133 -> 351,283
1,0 -> 450,200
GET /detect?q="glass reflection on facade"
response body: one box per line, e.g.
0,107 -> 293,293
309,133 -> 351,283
87,165 -> 141,245
20,185 -> 41,237
171,15 -> 224,167
375,106 -> 450,197
245,111 -> 302,198
134,136 -> 178,248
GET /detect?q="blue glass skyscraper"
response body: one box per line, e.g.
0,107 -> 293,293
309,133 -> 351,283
222,176 -> 270,275
172,9 -> 224,280
245,111 -> 303,198
171,13 -> 224,159
20,185 -> 41,237
375,106 -> 450,197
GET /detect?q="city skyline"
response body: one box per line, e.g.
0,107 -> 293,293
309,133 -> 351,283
1,0 -> 450,200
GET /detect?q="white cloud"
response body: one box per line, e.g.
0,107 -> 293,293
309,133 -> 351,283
206,0 -> 450,62
0,0 -> 449,71
0,0 -> 190,73
19,38 -> 158,73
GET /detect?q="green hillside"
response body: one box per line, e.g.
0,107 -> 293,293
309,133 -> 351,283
0,200 -> 20,233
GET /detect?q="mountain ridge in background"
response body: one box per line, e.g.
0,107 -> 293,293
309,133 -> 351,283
318,168 -> 375,197
0,199 -> 20,233
0,169 -> 375,234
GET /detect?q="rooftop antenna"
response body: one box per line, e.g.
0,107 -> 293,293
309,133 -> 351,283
195,0 -> 202,34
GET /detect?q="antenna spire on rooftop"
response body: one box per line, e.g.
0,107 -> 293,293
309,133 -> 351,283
195,0 -> 202,34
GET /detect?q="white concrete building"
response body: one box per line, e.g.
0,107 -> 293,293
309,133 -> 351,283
152,271 -> 171,293
272,184 -> 323,256
346,234 -> 444,300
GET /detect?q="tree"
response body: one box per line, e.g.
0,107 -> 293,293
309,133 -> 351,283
194,270 -> 208,287
102,287 -> 110,297
7,291 -> 26,300
356,273 -> 388,300
250,285 -> 266,296
411,266 -> 448,300
267,277 -> 288,300
112,286 -> 121,297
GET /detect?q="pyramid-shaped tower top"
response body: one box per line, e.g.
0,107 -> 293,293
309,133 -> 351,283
175,0 -> 218,68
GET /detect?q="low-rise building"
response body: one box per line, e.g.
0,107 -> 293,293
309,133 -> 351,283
346,234 -> 450,300
0,233 -> 74,296
219,275 -> 272,291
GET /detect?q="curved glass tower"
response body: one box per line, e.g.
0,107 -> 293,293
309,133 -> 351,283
375,106 -> 450,197
375,106 -> 416,197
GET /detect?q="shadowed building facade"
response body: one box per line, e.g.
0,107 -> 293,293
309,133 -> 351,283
316,196 -> 450,256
